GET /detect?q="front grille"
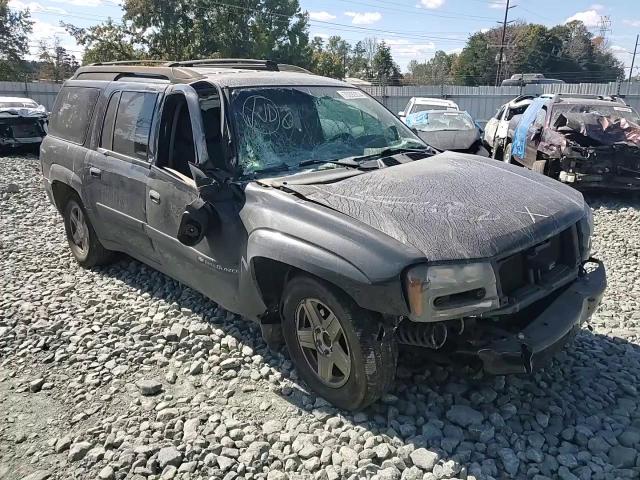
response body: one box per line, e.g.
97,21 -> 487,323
496,227 -> 579,301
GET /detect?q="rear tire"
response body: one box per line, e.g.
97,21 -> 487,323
281,275 -> 397,410
63,196 -> 114,268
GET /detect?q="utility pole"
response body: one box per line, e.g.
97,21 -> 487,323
495,0 -> 516,86
628,34 -> 639,95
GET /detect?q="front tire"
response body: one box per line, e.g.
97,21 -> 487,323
281,275 -> 397,410
63,196 -> 114,268
503,142 -> 513,163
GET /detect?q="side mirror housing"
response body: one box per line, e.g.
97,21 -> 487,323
177,199 -> 218,246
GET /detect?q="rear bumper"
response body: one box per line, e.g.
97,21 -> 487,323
477,259 -> 606,375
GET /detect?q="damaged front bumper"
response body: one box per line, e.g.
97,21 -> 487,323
557,145 -> 640,191
475,259 -> 606,375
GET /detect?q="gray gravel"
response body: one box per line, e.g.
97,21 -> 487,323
1,154 -> 640,480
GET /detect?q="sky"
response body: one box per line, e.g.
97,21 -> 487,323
7,0 -> 640,76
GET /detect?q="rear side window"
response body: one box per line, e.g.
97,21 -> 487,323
113,91 -> 157,161
49,87 -> 100,144
100,92 -> 120,150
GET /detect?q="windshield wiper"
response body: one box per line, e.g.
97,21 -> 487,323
246,163 -> 291,177
298,158 -> 360,169
352,145 -> 434,162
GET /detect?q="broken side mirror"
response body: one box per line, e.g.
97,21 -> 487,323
177,199 -> 218,246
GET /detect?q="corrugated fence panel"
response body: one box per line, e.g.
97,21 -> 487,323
361,81 -> 640,126
0,81 -> 62,110
2,80 -> 640,124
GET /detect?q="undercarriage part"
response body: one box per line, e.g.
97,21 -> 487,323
396,320 -> 448,349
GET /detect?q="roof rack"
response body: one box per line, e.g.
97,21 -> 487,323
541,93 -> 625,104
168,58 -> 279,71
72,58 -> 312,82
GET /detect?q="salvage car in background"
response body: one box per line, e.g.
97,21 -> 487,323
41,60 -> 605,410
398,97 -> 459,122
484,95 -> 534,159
0,96 -> 48,152
505,94 -> 640,190
405,110 -> 489,156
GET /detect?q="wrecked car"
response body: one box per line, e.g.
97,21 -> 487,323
405,109 -> 489,156
505,94 -> 640,190
0,96 -> 48,152
398,97 -> 459,122
483,95 -> 534,159
40,60 -> 606,410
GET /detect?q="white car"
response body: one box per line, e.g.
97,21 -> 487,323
399,97 -> 459,122
483,95 -> 534,159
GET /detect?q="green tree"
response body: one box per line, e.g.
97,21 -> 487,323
407,50 -> 456,85
348,41 -> 368,78
372,41 -> 401,85
310,36 -> 347,79
64,19 -> 144,65
0,0 -> 33,80
37,39 -> 80,82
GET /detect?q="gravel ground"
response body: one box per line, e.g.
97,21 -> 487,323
1,154 -> 639,480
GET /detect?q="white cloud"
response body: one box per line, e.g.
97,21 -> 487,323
344,11 -> 382,25
480,28 -> 490,33
419,0 -> 444,9
8,0 -> 67,14
589,4 -> 605,11
624,19 -> 640,28
25,19 -> 83,60
565,10 -> 601,27
488,0 -> 507,9
309,11 -> 336,22
384,37 -> 436,59
447,47 -> 463,54
51,0 -> 103,7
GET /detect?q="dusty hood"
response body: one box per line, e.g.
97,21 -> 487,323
417,129 -> 479,151
287,152 -> 585,261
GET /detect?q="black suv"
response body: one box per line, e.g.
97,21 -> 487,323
41,59 -> 606,410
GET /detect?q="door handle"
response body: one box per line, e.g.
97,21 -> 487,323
89,167 -> 102,178
149,190 -> 161,204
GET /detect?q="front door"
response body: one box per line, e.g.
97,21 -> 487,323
83,87 -> 161,264
144,88 -> 241,310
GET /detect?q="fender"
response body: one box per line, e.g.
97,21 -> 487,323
238,228 -> 411,321
48,163 -> 84,206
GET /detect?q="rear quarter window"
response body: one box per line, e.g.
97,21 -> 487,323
48,87 -> 100,144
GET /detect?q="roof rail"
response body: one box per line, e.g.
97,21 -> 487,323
542,92 -> 622,102
89,60 -> 173,66
169,58 -> 279,71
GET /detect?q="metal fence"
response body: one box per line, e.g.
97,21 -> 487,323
0,81 -> 62,110
361,81 -> 640,125
2,79 -> 640,125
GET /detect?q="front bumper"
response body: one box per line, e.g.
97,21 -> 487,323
476,259 -> 606,375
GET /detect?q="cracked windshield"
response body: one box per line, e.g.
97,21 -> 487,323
230,86 -> 425,175
406,111 -> 476,132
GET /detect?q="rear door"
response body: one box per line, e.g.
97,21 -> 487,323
83,84 -> 163,264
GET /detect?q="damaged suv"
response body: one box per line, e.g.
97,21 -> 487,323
41,60 -> 606,410
506,94 -> 640,190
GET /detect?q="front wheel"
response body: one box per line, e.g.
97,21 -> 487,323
281,275 -> 397,410
503,142 -> 513,163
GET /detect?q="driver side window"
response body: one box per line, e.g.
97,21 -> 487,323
156,93 -> 196,178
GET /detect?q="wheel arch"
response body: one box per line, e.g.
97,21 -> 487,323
240,229 -> 378,323
49,163 -> 83,212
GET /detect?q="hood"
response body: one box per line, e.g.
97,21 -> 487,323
0,106 -> 47,118
417,128 -> 479,151
286,152 -> 585,261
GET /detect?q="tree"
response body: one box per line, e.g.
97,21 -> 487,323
310,36 -> 349,79
64,19 -> 145,65
372,41 -> 401,86
37,39 -> 80,82
348,41 -> 368,78
406,50 -> 456,85
0,0 -> 33,80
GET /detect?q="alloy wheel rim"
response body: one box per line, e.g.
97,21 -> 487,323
295,299 -> 351,388
69,204 -> 89,255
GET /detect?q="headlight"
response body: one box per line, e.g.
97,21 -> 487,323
405,262 -> 500,322
577,203 -> 594,262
